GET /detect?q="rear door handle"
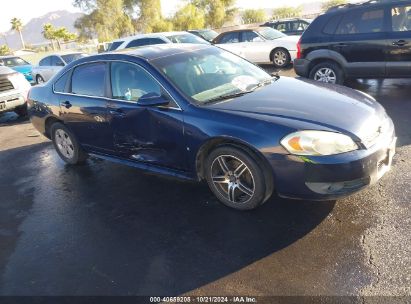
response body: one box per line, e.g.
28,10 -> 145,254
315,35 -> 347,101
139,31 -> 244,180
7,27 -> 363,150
60,101 -> 72,109
337,43 -> 348,47
392,40 -> 407,46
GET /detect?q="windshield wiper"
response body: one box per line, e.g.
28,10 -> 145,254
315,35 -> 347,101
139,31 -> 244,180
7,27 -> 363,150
202,90 -> 254,104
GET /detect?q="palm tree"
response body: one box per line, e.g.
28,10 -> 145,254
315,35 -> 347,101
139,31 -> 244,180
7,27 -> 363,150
10,18 -> 25,49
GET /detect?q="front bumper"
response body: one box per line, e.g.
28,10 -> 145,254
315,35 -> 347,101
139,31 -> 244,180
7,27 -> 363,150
0,90 -> 26,113
269,128 -> 396,201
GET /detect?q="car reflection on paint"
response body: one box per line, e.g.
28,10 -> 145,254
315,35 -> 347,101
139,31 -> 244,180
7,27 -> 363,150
28,44 -> 396,210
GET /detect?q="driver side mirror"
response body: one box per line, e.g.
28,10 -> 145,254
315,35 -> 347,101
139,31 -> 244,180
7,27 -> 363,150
137,92 -> 170,107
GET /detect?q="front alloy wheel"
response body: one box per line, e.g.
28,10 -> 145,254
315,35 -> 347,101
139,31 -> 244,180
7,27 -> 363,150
205,146 -> 268,210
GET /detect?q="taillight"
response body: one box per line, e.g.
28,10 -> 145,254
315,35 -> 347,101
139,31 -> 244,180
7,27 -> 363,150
297,38 -> 302,59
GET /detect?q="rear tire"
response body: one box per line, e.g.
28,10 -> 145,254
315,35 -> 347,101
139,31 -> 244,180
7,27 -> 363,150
51,122 -> 88,165
205,146 -> 268,210
309,61 -> 344,85
36,75 -> 45,84
272,48 -> 291,68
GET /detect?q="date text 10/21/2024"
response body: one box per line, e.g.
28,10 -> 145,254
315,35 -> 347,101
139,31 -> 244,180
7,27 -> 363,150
150,296 -> 257,303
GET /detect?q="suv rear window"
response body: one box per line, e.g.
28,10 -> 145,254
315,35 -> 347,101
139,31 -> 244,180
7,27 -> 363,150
336,9 -> 385,34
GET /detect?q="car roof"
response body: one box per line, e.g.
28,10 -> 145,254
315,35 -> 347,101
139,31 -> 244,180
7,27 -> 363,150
266,18 -> 308,23
112,31 -> 194,43
108,43 -> 212,61
218,27 -> 268,34
325,0 -> 411,13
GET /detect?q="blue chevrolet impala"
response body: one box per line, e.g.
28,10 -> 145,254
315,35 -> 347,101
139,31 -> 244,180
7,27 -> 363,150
28,44 -> 396,210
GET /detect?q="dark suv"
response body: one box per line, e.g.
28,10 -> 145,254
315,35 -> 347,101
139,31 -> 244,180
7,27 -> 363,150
294,0 -> 411,84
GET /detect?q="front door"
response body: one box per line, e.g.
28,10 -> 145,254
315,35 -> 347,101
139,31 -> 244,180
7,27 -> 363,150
386,4 -> 411,77
240,31 -> 268,63
58,62 -> 112,153
106,61 -> 186,171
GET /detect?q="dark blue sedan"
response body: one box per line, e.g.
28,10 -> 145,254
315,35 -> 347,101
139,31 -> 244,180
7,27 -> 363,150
28,44 -> 396,210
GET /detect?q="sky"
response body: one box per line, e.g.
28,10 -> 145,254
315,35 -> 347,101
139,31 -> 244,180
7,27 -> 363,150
0,0 -> 329,33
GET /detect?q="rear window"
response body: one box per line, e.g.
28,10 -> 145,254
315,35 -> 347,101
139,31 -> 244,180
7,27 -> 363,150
39,57 -> 51,66
218,32 -> 240,43
336,9 -> 385,34
166,34 -> 208,44
125,38 -> 167,48
71,63 -> 106,97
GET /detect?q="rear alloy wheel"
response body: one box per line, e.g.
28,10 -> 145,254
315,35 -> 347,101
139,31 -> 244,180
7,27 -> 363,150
51,122 -> 87,165
272,48 -> 291,68
36,75 -> 45,84
205,146 -> 267,210
309,61 -> 344,85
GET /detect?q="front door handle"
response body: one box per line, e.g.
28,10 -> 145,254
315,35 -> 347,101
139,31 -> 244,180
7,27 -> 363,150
60,101 -> 72,109
108,108 -> 126,117
392,40 -> 407,46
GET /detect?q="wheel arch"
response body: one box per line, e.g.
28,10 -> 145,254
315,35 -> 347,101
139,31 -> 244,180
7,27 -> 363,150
44,116 -> 63,139
306,50 -> 347,74
195,136 -> 274,202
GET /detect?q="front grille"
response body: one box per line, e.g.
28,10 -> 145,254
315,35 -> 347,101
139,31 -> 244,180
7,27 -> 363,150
0,76 -> 14,93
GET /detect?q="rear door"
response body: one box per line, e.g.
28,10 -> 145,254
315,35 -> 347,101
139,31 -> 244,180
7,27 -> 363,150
241,31 -> 269,63
58,62 -> 112,153
331,7 -> 388,77
386,3 -> 411,76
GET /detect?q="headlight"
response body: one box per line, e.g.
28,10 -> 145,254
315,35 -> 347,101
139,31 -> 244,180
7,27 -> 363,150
281,130 -> 358,156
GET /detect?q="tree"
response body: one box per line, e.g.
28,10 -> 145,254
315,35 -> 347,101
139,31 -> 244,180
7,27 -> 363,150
272,6 -> 302,19
193,0 -> 237,29
0,45 -> 12,56
242,9 -> 266,24
42,23 -> 56,50
10,18 -> 25,49
135,0 -> 173,33
321,0 -> 347,12
74,0 -> 134,42
172,3 -> 205,30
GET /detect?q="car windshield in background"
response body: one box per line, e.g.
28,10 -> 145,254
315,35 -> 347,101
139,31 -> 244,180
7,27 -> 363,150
152,47 -> 271,104
258,27 -> 286,40
166,34 -> 209,44
61,53 -> 88,64
0,57 -> 29,67
201,30 -> 219,41
108,41 -> 124,51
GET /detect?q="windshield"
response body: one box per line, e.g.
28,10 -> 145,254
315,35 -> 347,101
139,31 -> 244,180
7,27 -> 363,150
258,27 -> 286,40
152,47 -> 272,104
201,30 -> 219,41
166,33 -> 209,44
0,57 -> 29,67
61,53 -> 88,63
108,41 -> 124,51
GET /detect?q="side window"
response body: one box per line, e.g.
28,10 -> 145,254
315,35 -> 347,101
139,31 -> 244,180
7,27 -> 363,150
51,56 -> 64,67
336,9 -> 385,34
54,72 -> 70,93
108,41 -> 124,51
126,38 -> 166,48
110,62 -> 161,102
276,23 -> 287,32
71,63 -> 106,97
39,57 -> 51,66
392,5 -> 411,32
242,31 -> 263,42
323,15 -> 343,34
219,32 -> 240,44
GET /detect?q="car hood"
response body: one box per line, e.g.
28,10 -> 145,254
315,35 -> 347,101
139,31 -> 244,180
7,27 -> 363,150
11,65 -> 32,74
206,77 -> 388,142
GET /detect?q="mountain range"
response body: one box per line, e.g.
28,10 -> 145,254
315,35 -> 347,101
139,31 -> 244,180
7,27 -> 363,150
1,10 -> 83,50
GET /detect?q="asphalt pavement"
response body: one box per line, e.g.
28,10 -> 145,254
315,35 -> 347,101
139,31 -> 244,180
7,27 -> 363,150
0,68 -> 410,300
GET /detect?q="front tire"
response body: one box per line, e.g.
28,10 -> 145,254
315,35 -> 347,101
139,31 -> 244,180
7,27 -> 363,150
205,146 -> 268,210
51,122 -> 88,165
272,48 -> 291,68
309,61 -> 344,85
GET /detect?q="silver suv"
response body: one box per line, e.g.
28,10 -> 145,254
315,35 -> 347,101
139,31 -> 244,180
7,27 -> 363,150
0,66 -> 31,117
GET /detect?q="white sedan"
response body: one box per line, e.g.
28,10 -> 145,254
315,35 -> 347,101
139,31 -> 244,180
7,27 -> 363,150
212,27 -> 300,68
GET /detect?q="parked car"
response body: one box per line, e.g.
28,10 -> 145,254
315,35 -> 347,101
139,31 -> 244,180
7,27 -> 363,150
108,31 -> 209,51
0,56 -> 33,83
262,18 -> 312,36
188,29 -> 219,42
28,44 -> 396,210
31,53 -> 88,84
212,27 -> 300,68
294,0 -> 411,84
0,65 -> 31,116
